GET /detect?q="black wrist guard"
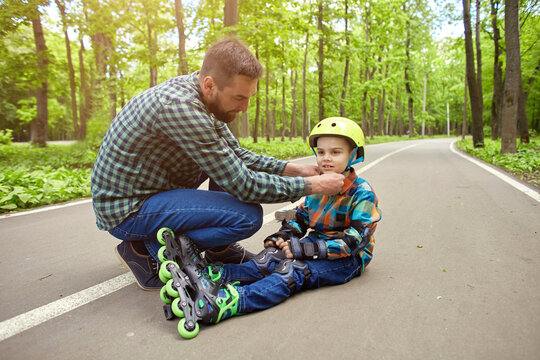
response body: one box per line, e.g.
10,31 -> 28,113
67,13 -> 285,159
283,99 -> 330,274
289,237 -> 327,260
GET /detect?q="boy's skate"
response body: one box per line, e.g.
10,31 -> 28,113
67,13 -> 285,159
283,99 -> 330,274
156,227 -> 208,269
157,228 -> 238,339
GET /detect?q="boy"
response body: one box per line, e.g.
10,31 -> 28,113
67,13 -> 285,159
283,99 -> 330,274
159,117 -> 382,338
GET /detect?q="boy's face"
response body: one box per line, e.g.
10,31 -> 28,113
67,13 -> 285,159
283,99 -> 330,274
315,136 -> 355,174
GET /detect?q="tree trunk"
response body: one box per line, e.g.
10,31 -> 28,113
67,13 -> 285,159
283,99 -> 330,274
253,47 -> 260,143
265,63 -> 270,142
175,0 -> 189,75
490,0 -> 503,140
462,74 -> 468,140
281,70 -> 286,142
290,70 -> 297,140
475,0 -> 483,108
317,0 -> 325,121
56,0 -> 79,139
78,37 -> 89,139
224,0 -> 238,31
463,0 -> 484,147
302,30 -> 309,141
31,12 -> 48,146
500,0 -> 521,154
224,0 -> 239,137
340,0 -> 349,117
403,4 -> 414,137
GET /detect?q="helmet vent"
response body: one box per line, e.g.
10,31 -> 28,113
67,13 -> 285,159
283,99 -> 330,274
331,123 -> 336,127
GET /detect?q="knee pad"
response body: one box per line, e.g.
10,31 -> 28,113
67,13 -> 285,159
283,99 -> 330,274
253,247 -> 287,276
273,259 -> 311,294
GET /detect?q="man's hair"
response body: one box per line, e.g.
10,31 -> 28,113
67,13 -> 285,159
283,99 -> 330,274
200,37 -> 263,89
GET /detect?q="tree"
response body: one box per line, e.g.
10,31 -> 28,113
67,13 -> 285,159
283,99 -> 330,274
174,0 -> 189,75
500,0 -> 521,153
490,0 -> 503,140
55,0 -> 80,139
462,0 -> 484,147
30,6 -> 48,146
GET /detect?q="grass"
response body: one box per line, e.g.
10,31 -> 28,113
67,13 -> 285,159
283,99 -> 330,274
455,137 -> 540,188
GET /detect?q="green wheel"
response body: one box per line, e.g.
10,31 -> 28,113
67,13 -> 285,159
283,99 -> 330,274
160,286 -> 172,304
165,279 -> 179,298
171,297 -> 185,318
159,261 -> 177,283
178,318 -> 199,339
157,227 -> 174,245
158,246 -> 167,262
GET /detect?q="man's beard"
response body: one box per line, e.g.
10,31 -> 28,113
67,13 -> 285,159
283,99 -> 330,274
207,100 -> 238,123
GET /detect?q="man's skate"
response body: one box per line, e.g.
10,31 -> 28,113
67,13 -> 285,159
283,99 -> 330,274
157,228 -> 238,339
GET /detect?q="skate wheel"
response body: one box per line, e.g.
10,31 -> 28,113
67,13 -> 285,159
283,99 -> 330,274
158,246 -> 167,262
171,298 -> 185,318
178,318 -> 199,339
160,286 -> 173,304
165,279 -> 179,298
159,261 -> 177,283
157,227 -> 174,245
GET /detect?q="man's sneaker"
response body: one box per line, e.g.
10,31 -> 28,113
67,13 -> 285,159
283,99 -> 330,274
115,241 -> 162,291
204,243 -> 255,264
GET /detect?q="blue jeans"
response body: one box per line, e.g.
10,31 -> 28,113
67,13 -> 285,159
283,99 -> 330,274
108,188 -> 263,261
222,255 -> 364,313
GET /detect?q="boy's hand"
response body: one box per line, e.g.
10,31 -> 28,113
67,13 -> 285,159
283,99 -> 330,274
275,238 -> 293,259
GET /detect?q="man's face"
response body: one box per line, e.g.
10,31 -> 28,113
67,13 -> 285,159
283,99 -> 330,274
205,74 -> 258,123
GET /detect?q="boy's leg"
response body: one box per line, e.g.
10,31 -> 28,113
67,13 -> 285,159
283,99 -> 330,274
220,247 -> 287,285
237,256 -> 364,313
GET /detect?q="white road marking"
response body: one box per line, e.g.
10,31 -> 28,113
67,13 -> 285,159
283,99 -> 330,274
0,141 -> 421,342
450,140 -> 540,203
0,199 -> 91,220
0,273 -> 134,342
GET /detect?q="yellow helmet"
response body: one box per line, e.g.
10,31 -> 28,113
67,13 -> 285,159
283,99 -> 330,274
309,117 -> 365,164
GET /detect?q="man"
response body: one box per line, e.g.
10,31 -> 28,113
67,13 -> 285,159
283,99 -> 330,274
91,37 -> 344,290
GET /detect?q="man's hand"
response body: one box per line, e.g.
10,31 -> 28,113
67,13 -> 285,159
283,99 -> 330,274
304,173 -> 345,196
276,238 -> 293,258
282,163 -> 320,177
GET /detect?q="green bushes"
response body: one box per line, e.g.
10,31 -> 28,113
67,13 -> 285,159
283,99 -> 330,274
0,143 -> 95,212
456,137 -> 540,188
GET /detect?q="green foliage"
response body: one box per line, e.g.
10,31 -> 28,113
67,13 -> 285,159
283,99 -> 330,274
456,137 -> 540,188
0,142 -> 96,212
0,129 -> 13,145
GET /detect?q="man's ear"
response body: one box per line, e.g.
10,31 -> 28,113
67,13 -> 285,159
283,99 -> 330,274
202,76 -> 216,97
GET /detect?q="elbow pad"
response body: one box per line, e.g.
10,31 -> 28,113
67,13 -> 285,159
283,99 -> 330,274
289,237 -> 327,260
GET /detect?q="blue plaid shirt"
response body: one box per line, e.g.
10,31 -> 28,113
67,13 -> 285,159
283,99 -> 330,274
91,72 -> 305,230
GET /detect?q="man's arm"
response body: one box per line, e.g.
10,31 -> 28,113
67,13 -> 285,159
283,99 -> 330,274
303,173 -> 345,196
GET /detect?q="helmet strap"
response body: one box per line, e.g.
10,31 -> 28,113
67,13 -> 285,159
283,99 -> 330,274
343,146 -> 364,173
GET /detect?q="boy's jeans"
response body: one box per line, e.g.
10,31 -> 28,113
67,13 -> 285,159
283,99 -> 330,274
223,254 -> 364,313
108,188 -> 263,261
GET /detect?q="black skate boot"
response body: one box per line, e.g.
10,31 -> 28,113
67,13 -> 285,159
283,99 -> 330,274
159,260 -> 239,339
156,227 -> 208,269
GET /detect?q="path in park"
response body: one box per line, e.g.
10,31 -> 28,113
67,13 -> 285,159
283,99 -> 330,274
0,138 -> 538,360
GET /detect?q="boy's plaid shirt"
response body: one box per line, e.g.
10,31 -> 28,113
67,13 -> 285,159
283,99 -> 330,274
91,72 -> 305,230
287,168 -> 381,264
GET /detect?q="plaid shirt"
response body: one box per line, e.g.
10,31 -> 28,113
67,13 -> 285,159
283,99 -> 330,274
91,72 -> 305,230
285,168 -> 381,264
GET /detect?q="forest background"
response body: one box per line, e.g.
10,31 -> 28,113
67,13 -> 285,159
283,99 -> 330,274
0,0 -> 539,212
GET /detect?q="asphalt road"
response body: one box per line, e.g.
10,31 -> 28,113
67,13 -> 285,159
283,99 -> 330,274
0,138 -> 538,360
